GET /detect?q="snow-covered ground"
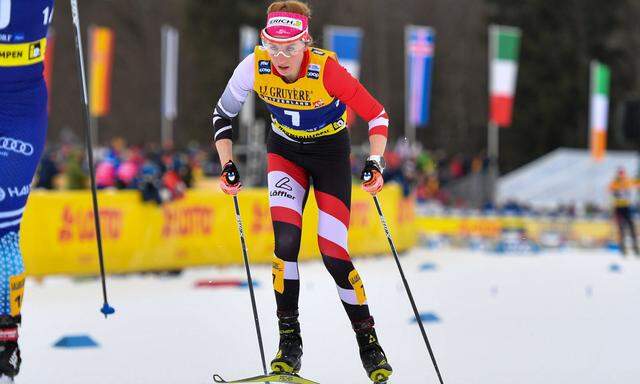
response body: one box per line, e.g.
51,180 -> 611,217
16,248 -> 640,384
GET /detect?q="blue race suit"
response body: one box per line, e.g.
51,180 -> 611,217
0,0 -> 53,317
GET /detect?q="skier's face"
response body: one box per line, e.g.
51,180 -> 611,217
265,40 -> 306,80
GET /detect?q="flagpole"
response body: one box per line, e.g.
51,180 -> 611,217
239,26 -> 258,184
90,116 -> 99,147
487,25 -> 497,204
488,121 -> 499,203
161,25 -> 180,147
161,25 -> 168,146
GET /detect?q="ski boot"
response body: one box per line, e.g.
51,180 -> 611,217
0,316 -> 21,382
270,310 -> 303,374
354,318 -> 392,383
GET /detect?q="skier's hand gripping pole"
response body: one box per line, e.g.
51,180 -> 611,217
362,171 -> 446,384
225,165 -> 267,376
69,0 -> 115,318
221,161 -> 243,195
361,160 -> 384,195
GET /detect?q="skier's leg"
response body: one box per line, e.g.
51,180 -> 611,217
313,187 -> 372,322
624,210 -> 640,255
614,210 -> 627,255
267,152 -> 309,373
0,82 -> 48,380
309,142 -> 392,382
268,152 -> 309,314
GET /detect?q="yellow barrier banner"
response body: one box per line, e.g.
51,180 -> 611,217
417,215 -> 618,245
21,185 -> 416,276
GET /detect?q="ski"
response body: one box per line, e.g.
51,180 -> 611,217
213,372 -> 320,384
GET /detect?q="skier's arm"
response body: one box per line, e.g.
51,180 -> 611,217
323,57 -> 388,195
212,53 -> 255,166
215,139 -> 234,165
323,56 -> 389,156
369,134 -> 386,157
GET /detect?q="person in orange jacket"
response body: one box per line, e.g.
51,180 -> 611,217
609,167 -> 639,256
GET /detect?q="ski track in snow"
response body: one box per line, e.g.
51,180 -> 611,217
16,248 -> 640,384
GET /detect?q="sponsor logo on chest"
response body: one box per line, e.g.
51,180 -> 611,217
307,63 -> 320,79
258,60 -> 271,75
257,85 -> 314,107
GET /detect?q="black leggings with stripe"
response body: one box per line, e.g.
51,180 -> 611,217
267,130 -> 371,324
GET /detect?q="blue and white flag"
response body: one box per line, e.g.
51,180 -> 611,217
323,26 -> 363,79
405,25 -> 435,128
324,26 -> 363,126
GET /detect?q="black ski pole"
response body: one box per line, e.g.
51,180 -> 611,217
69,0 -> 115,318
363,171 -> 445,384
226,178 -> 267,375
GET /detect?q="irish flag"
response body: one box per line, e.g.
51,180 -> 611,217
489,25 -> 521,127
589,61 -> 610,161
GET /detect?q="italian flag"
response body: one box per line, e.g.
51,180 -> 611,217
589,61 -> 610,161
489,25 -> 521,127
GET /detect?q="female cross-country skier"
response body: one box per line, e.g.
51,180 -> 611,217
0,0 -> 53,382
212,1 -> 392,382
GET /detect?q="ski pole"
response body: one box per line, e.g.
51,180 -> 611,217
363,172 -> 445,384
225,171 -> 267,375
69,0 -> 115,319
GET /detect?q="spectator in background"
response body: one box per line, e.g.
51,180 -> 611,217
65,149 -> 87,190
160,150 -> 187,201
138,155 -> 163,204
382,150 -> 403,186
471,152 -> 484,174
35,151 -> 59,190
161,168 -> 186,201
609,167 -> 639,256
449,154 -> 464,179
95,160 -> 117,189
116,156 -> 139,189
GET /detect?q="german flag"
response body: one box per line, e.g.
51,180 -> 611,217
89,26 -> 115,117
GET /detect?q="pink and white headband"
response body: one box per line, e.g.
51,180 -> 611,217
261,11 -> 310,43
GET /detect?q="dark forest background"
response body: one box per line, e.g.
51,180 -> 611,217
46,0 -> 640,173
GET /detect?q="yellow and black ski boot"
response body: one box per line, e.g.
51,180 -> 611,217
354,318 -> 392,383
270,310 -> 303,374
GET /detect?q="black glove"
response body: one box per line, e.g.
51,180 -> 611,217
360,160 -> 382,182
220,161 -> 242,195
360,160 -> 384,194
